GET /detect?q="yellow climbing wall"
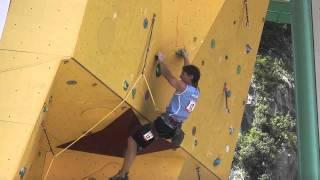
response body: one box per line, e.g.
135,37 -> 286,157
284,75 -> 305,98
0,52 -> 60,179
42,59 -> 131,154
182,0 -> 269,178
0,0 -> 87,179
178,155 -> 220,180
73,0 -> 227,119
0,0 -> 269,179
43,149 -> 186,180
73,0 -> 269,179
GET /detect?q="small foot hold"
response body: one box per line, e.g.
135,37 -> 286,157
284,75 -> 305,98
109,172 -> 129,180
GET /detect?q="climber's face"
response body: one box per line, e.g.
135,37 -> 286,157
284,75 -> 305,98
180,71 -> 193,85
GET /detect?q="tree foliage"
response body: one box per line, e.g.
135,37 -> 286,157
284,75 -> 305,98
232,22 -> 297,179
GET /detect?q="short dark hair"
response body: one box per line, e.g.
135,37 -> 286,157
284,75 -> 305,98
183,65 -> 200,88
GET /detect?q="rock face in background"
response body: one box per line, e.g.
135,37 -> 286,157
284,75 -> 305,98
232,22 -> 297,180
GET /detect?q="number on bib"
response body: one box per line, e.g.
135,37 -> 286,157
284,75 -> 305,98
185,100 -> 196,112
143,131 -> 154,141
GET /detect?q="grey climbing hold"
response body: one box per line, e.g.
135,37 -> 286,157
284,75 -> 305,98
43,104 -> 49,112
211,39 -> 216,49
19,167 -> 27,178
123,80 -> 129,91
213,158 -> 221,166
66,80 -> 77,85
226,90 -> 231,97
132,88 -> 137,99
226,145 -> 230,152
229,127 -> 234,135
175,49 -> 185,58
143,18 -> 148,29
245,44 -> 252,54
237,65 -> 241,75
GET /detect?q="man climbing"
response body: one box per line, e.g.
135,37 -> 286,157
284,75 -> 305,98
109,49 -> 200,180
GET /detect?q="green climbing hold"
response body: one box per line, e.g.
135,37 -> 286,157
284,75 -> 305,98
156,63 -> 161,77
211,39 -> 216,49
132,88 -> 137,99
237,65 -> 241,75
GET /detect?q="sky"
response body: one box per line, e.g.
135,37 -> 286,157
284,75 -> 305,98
0,0 -> 10,40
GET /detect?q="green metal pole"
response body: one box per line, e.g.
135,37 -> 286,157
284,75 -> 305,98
291,0 -> 320,179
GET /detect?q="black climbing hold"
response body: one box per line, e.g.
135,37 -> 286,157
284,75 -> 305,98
92,83 -> 98,87
132,88 -> 137,99
194,139 -> 198,146
143,18 -> 148,29
225,55 -> 228,60
145,90 -> 150,100
211,39 -> 216,49
193,36 -> 197,42
156,63 -> 161,77
192,126 -> 197,136
201,60 -> 205,66
49,96 -> 53,104
237,65 -> 241,75
213,158 -> 221,166
233,20 -> 237,25
66,80 -> 77,85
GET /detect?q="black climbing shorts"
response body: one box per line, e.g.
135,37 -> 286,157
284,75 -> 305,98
132,116 -> 176,148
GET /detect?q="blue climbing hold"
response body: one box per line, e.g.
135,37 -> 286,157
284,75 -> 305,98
143,18 -> 148,29
213,158 -> 221,166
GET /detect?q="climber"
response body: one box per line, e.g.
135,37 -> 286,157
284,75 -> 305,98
109,49 -> 201,180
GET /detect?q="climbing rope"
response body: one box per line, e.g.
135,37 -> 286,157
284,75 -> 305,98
141,14 -> 156,75
43,14 -> 159,179
196,166 -> 201,180
244,0 -> 250,27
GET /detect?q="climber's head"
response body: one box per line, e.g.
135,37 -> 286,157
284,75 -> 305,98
180,65 -> 200,88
